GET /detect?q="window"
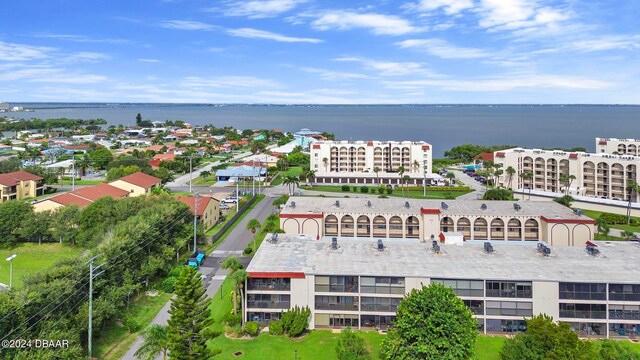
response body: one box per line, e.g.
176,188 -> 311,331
361,315 -> 396,329
486,281 -> 532,298
559,282 -> 606,300
486,301 -> 532,316
361,297 -> 401,312
247,312 -> 281,325
463,299 -> 484,315
247,294 -> 291,309
486,319 -> 526,333
432,279 -> 484,297
315,296 -> 359,311
247,278 -> 291,291
559,303 -> 606,319
609,304 -> 640,320
609,284 -> 640,301
315,276 -> 359,293
360,277 -> 405,294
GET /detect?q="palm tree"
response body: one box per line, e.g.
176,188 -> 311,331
246,218 -> 261,251
596,217 -> 610,238
445,172 -> 455,185
135,324 -> 169,360
412,160 -> 420,173
200,170 -> 211,180
506,166 -> 516,189
305,169 -> 316,188
75,154 -> 91,177
519,172 -> 533,200
401,175 -> 411,198
373,166 -> 381,186
282,175 -> 300,195
493,169 -> 503,187
221,256 -> 244,314
322,157 -> 328,172
553,195 -> 574,208
230,269 -> 248,317
626,180 -> 640,225
621,230 -> 637,241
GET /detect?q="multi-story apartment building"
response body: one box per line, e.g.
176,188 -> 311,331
309,140 -> 433,185
279,197 -> 595,247
596,138 -> 640,156
494,148 -> 640,201
246,235 -> 640,339
0,171 -> 45,203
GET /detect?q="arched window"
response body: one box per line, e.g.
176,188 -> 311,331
325,215 -> 338,236
457,217 -> 471,238
357,215 -> 371,237
440,217 -> 454,233
524,219 -> 539,241
389,216 -> 403,238
340,215 -> 354,236
405,216 -> 420,238
507,218 -> 522,240
373,216 -> 387,237
490,218 -> 505,240
474,218 -> 488,240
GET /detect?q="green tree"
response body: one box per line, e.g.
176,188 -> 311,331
596,217 -> 610,238
323,157 -> 329,172
373,166 -> 380,185
89,147 -> 114,170
621,230 -> 636,240
597,339 -> 640,360
135,324 -> 169,360
336,328 -> 371,360
167,266 -> 213,360
381,283 -> 477,360
136,113 -> 142,125
500,314 -> 596,360
482,188 -> 514,201
75,154 -> 91,176
626,180 -> 640,225
106,165 -> 141,181
200,170 -> 211,180
283,175 -> 300,195
553,195 -> 574,208
221,256 -> 244,314
229,269 -> 248,316
519,171 -> 534,200
304,169 -> 316,187
506,166 -> 516,189
0,201 -> 33,246
246,218 -> 262,251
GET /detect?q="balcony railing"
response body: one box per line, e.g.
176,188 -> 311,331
315,303 -> 359,311
247,301 -> 291,309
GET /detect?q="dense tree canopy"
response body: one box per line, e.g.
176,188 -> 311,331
444,144 -> 516,162
381,283 -> 477,360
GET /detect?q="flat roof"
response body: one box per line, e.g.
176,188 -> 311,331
281,196 -> 588,221
248,235 -> 640,284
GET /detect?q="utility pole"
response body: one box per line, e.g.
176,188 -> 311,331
423,160 -> 427,198
189,156 -> 193,194
5,254 -> 17,289
87,256 -> 104,360
72,154 -> 76,191
252,160 -> 255,195
193,193 -> 199,252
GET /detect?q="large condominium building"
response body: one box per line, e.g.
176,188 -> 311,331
494,148 -> 640,201
246,235 -> 640,339
279,197 -> 595,247
309,140 -> 433,186
596,138 -> 640,156
0,171 -> 45,203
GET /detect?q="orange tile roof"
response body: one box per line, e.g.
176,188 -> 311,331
147,145 -> 165,152
48,193 -> 93,208
153,153 -> 176,161
71,183 -> 130,201
0,171 -> 43,187
113,172 -> 161,189
176,196 -> 213,216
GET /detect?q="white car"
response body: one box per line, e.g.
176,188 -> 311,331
222,197 -> 239,204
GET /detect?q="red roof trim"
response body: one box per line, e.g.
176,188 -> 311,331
420,208 -> 441,214
569,153 -> 578,159
540,216 -> 596,225
248,272 -> 305,279
495,152 -> 505,157
279,213 -> 324,219
422,145 -> 430,150
367,141 -> 373,146
598,140 -> 607,145
312,144 -> 321,149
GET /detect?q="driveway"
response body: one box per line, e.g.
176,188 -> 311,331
451,169 -> 486,200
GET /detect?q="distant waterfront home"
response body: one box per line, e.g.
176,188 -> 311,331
0,171 -> 45,203
177,195 -> 220,232
216,165 -> 267,182
109,172 -> 162,196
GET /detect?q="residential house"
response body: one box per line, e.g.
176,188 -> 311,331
177,195 -> 220,231
109,172 -> 162,196
33,183 -> 129,212
0,171 -> 45,203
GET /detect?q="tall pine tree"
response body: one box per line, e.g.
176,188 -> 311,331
167,266 -> 213,359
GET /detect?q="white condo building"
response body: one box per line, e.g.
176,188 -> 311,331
494,148 -> 640,201
310,140 -> 434,185
596,138 -> 640,156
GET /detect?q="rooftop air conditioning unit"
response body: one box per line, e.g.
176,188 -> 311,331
331,237 -> 339,250
377,239 -> 384,252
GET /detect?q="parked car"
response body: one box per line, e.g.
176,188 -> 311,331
222,197 -> 240,204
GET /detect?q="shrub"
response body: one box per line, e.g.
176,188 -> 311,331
228,324 -> 243,337
600,213 -> 632,225
378,195 -> 388,198
281,306 -> 311,337
160,276 -> 177,293
378,187 -> 385,194
223,313 -> 242,327
341,185 -> 350,192
167,266 -> 182,278
352,186 -> 358,192
244,321 -> 259,336
269,320 -> 284,335
386,188 -> 393,195
243,247 -> 253,255
123,315 -> 141,333
360,186 -> 369,193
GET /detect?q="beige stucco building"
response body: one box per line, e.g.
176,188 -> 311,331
596,138 -> 640,156
494,148 -> 640,201
177,195 -> 220,231
33,183 -> 130,212
246,234 -> 640,339
310,140 -> 434,185
109,172 -> 161,196
279,197 -> 594,247
0,171 -> 45,203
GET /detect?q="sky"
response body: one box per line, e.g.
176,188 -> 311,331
1,0 -> 639,104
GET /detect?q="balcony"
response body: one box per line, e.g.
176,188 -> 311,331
247,301 -> 291,309
315,303 -> 359,311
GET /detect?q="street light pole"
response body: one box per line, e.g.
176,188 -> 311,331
87,256 -> 104,360
189,156 -> 193,194
193,193 -> 199,252
5,254 -> 17,289
72,154 -> 76,191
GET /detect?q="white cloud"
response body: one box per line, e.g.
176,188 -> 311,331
333,57 -> 439,77
226,28 -> 322,43
311,11 -> 422,35
0,66 -> 106,84
68,52 -> 111,62
477,0 -> 571,32
568,35 -> 640,52
180,75 -> 280,89
0,41 -> 53,61
160,20 -> 216,31
407,0 -> 474,15
138,58 -> 160,63
300,67 -> 370,80
32,33 -> 131,44
222,0 -> 307,18
397,39 -> 490,59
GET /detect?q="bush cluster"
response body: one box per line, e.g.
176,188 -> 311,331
280,306 -> 311,337
223,313 -> 242,327
600,212 -> 635,225
244,321 -> 259,336
269,320 -> 284,335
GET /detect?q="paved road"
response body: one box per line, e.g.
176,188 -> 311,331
167,151 -> 252,188
451,169 -> 486,200
121,191 -> 276,360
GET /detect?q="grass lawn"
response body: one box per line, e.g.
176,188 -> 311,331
582,209 -> 640,234
191,176 -> 216,186
92,291 -> 173,360
202,156 -> 226,163
0,243 -> 84,287
301,185 -> 472,200
271,173 -> 283,186
283,166 -> 303,177
58,178 -> 104,185
476,335 -> 506,360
